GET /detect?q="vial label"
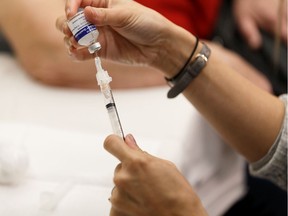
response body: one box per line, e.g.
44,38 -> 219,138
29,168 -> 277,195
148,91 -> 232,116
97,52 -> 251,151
67,11 -> 99,46
74,24 -> 96,42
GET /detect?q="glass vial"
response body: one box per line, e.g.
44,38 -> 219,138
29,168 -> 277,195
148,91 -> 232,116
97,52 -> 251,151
67,10 -> 101,54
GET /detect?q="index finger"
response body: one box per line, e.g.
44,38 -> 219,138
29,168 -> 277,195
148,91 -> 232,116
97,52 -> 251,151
104,134 -> 133,162
55,16 -> 72,37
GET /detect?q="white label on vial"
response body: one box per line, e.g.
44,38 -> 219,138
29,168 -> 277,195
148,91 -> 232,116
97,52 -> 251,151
67,11 -> 98,46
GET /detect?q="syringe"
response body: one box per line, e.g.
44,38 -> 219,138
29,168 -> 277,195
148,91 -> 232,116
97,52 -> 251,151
94,56 -> 125,139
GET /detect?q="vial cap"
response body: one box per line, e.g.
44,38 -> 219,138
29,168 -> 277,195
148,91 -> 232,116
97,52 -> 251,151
88,42 -> 101,54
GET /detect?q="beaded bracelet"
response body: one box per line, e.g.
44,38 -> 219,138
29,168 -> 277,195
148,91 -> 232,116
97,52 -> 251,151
166,42 -> 211,98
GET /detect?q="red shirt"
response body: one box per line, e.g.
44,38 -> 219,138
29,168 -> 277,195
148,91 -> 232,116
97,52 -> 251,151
136,0 -> 223,38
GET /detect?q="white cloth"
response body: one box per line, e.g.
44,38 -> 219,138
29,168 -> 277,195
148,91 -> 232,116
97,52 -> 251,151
0,53 -> 246,216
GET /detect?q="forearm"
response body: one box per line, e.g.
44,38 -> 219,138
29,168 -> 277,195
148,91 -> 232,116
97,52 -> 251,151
58,0 -> 285,162
185,56 -> 284,162
159,28 -> 285,162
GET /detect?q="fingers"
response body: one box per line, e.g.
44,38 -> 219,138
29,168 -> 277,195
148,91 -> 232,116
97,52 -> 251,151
56,16 -> 74,50
56,14 -> 96,61
56,16 -> 72,36
84,6 -> 111,26
84,5 -> 131,27
109,207 -> 128,216
238,17 -> 262,49
109,186 -> 140,215
64,36 -> 78,49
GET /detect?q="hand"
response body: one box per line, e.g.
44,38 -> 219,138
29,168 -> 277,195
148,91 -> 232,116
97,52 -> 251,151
56,0 -> 197,78
233,0 -> 287,49
56,0 -> 176,67
104,134 -> 207,216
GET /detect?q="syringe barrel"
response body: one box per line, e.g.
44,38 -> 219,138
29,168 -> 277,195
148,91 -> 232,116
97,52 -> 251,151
95,57 -> 124,139
106,103 -> 124,138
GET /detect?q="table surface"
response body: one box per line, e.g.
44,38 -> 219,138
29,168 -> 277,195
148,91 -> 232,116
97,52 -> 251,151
0,54 -> 246,216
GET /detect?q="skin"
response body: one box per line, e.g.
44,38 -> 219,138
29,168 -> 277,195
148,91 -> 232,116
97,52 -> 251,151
0,0 -> 165,89
0,0 -> 271,90
57,0 -> 272,91
57,0 -> 285,215
233,0 -> 287,49
105,134 -> 208,216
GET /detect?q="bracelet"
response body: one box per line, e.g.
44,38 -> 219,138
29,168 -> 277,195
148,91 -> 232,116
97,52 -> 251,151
165,37 -> 199,83
167,42 -> 211,98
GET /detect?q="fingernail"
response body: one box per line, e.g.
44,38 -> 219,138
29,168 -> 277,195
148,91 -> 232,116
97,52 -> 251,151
126,134 -> 136,144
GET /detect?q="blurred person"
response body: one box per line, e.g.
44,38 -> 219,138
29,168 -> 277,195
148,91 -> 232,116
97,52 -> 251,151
232,0 -> 287,49
214,0 -> 287,95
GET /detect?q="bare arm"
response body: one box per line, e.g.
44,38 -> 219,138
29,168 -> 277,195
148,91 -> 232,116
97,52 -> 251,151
182,43 -> 285,162
158,27 -> 284,163
59,0 -> 285,162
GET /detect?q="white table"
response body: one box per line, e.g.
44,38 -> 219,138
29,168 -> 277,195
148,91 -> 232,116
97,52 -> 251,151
0,53 -> 246,216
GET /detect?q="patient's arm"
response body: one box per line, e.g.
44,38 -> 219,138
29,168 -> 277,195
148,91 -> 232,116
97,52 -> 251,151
0,0 -> 165,89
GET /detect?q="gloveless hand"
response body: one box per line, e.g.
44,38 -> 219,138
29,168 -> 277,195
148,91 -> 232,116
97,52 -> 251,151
104,134 -> 208,216
56,0 -> 176,68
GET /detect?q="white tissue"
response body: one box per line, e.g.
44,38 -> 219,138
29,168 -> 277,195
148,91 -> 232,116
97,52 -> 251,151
0,139 -> 29,184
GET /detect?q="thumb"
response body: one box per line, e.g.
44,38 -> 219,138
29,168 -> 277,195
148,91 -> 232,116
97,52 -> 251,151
104,134 -> 133,162
84,6 -> 127,27
84,6 -> 119,27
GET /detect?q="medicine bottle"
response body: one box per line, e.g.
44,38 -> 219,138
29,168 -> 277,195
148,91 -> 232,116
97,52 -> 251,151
67,10 -> 101,54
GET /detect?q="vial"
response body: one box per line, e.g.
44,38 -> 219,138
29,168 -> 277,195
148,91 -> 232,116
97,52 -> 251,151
67,10 -> 101,54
